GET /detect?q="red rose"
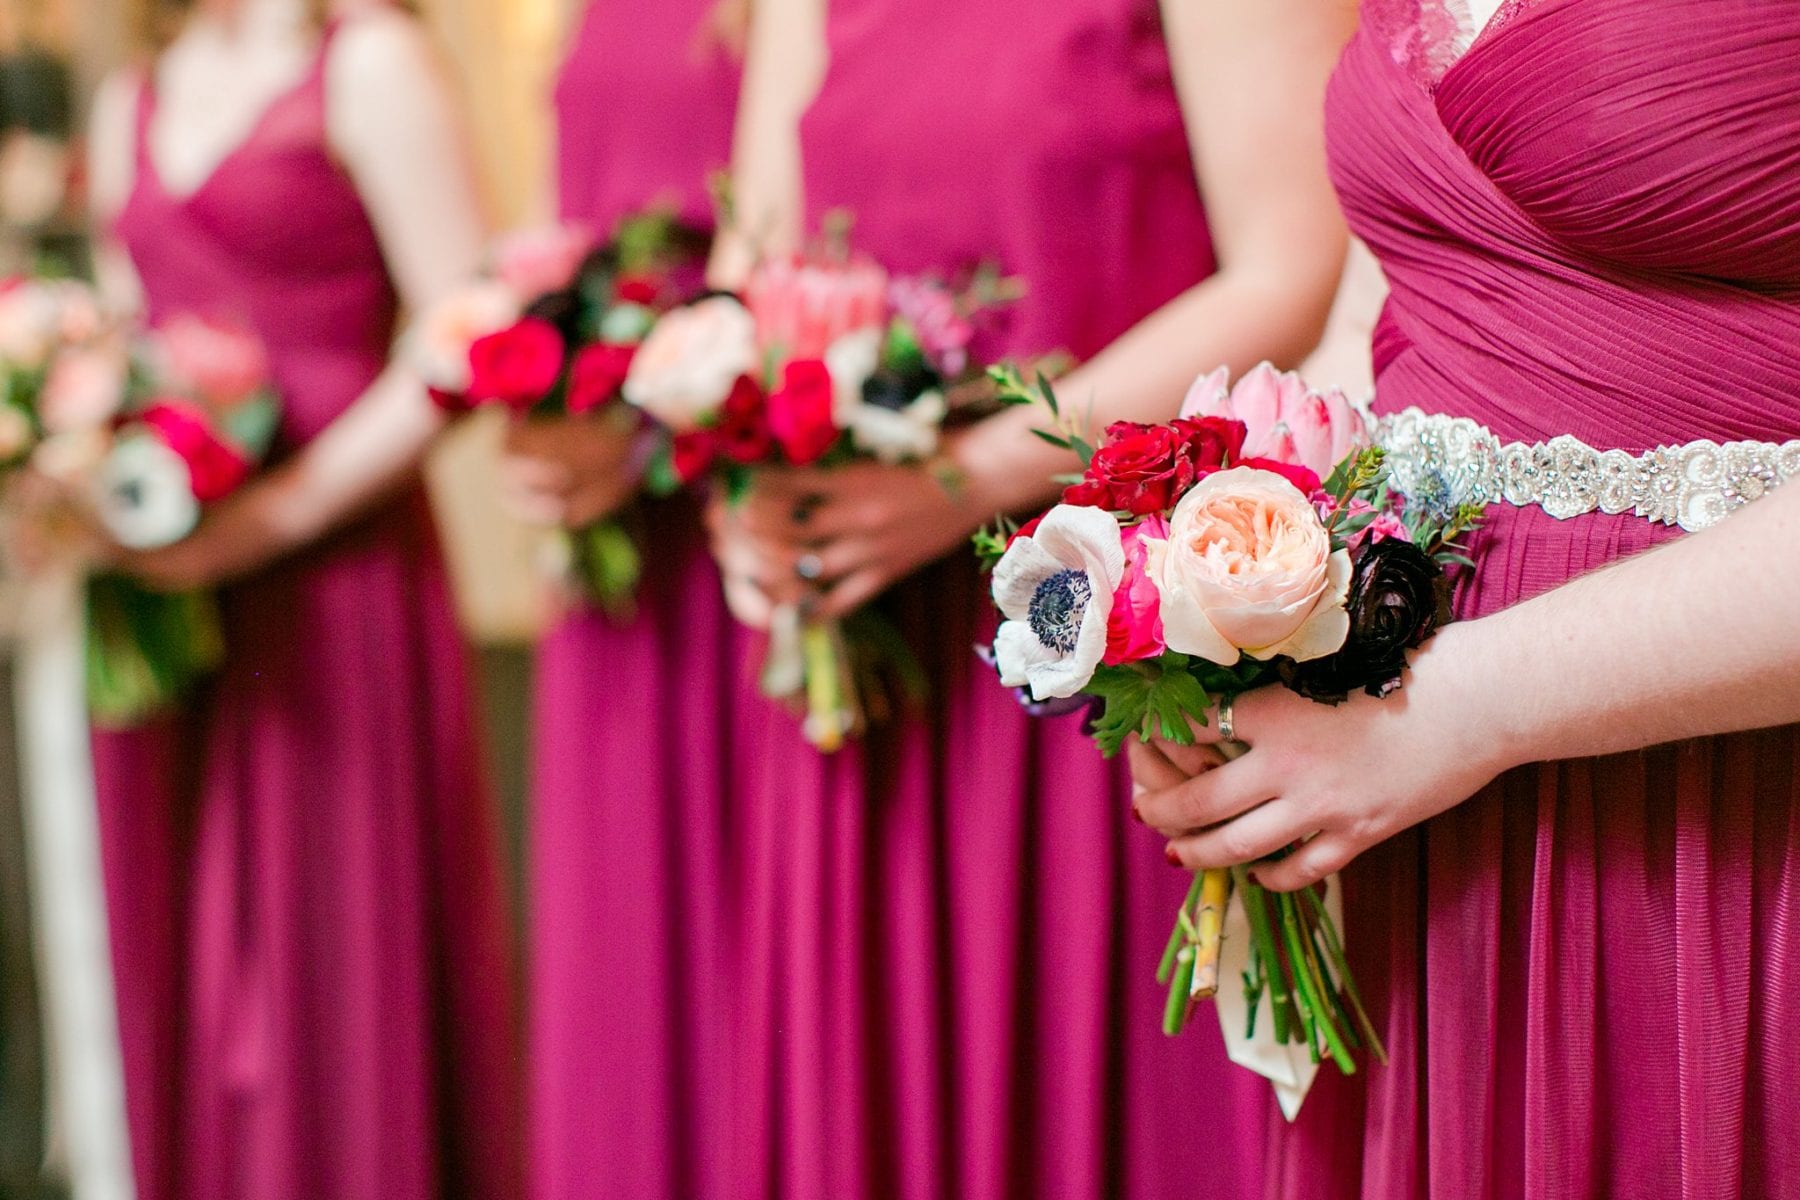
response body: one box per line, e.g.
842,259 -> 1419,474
1062,416 -> 1249,514
716,375 -> 774,464
1169,415 -> 1247,475
467,317 -> 565,412
1238,455 -> 1322,495
614,274 -> 661,306
138,400 -> 252,503
766,358 -> 840,466
565,342 -> 636,415
672,429 -> 718,483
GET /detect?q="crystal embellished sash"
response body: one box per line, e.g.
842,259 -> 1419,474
1377,408 -> 1800,533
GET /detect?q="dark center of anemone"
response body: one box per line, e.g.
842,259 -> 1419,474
1028,567 -> 1093,655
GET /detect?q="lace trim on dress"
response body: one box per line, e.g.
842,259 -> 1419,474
1365,0 -> 1540,87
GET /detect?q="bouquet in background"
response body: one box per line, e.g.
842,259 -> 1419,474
978,362 -> 1484,1102
623,242 -> 999,750
81,314 -> 281,726
0,274 -> 107,472
409,213 -> 713,617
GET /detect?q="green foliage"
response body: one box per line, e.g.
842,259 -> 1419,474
1085,655 -> 1217,758
971,517 -> 1018,573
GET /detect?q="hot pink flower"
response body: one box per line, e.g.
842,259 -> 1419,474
1104,515 -> 1169,665
138,400 -> 251,503
1180,362 -> 1367,481
156,314 -> 269,408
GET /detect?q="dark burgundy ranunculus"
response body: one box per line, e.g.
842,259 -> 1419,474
565,342 -> 636,415
467,317 -> 566,412
1279,538 -> 1454,703
716,375 -> 774,465
1062,416 -> 1248,515
766,358 -> 840,465
138,400 -> 251,503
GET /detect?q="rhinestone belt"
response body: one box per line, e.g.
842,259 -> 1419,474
1376,408 -> 1800,533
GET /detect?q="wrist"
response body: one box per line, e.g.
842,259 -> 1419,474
943,421 -> 1061,521
1404,618 -> 1535,780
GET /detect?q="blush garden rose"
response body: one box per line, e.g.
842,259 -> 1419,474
1147,466 -> 1352,667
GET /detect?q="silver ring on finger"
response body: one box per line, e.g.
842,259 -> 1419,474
1217,695 -> 1237,744
795,552 -> 825,583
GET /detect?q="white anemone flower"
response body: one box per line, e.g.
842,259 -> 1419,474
96,432 -> 200,550
823,326 -> 883,426
849,389 -> 946,464
991,504 -> 1126,700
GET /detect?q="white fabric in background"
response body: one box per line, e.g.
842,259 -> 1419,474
15,571 -> 135,1200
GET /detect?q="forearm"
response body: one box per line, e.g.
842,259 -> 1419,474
1421,483 -> 1800,771
951,266 -> 1337,517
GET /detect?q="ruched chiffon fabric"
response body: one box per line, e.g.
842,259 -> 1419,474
1299,1 -> 1800,1195
94,26 -> 521,1200
529,5 -> 745,1199
723,2 -> 1323,1196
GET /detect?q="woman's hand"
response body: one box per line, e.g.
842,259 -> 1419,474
498,411 -> 645,529
722,450 -> 993,621
1130,631 -> 1517,892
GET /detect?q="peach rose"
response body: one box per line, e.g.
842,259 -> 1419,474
155,315 -> 268,407
622,295 -> 759,432
406,282 -> 521,393
40,344 -> 128,433
1147,466 -> 1351,667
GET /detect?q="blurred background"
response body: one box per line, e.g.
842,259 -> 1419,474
0,1 -> 570,1194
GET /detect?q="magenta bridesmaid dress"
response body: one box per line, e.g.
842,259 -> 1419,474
529,5 -> 743,1199
726,1 -> 1326,1196
91,22 -> 521,1200
1301,0 -> 1800,1195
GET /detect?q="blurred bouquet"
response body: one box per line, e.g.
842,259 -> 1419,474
0,280 -> 280,724
622,242 -> 998,750
977,363 -> 1486,1095
84,314 -> 278,726
409,212 -> 713,617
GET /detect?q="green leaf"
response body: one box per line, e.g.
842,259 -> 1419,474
1068,435 -> 1095,469
1030,428 -> 1073,451
1036,370 -> 1061,417
1083,659 -> 1215,757
641,440 -> 683,497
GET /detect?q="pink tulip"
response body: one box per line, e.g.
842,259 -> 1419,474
1179,362 -> 1368,481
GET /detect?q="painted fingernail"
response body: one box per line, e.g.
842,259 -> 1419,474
1164,844 -> 1181,866
1130,805 -> 1145,825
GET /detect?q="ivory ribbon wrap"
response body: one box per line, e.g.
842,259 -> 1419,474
1213,871 -> 1345,1122
15,570 -> 136,1200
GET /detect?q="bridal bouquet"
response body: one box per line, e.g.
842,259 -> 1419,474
979,363 -> 1483,1093
623,246 -> 992,750
80,314 -> 280,725
410,214 -> 712,616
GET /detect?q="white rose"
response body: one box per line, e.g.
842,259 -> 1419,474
621,296 -> 759,432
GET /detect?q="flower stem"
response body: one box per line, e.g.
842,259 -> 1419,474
1236,869 -> 1293,1045
1305,885 -> 1387,1065
1190,868 -> 1232,999
1279,890 -> 1354,1074
1158,874 -> 1204,986
1162,944 -> 1196,1036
